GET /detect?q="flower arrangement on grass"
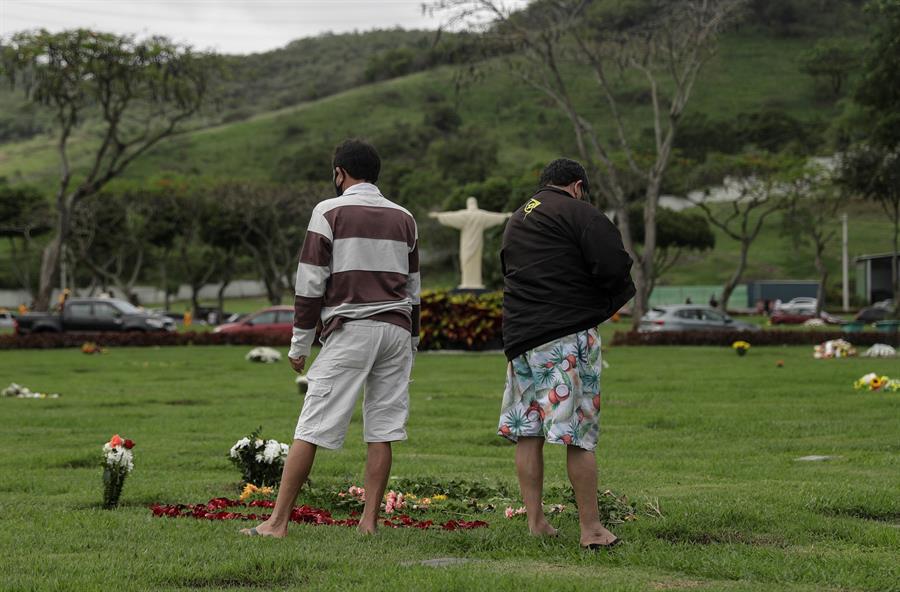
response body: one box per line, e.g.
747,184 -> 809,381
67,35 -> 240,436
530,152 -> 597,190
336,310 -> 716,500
82,342 -> 106,355
245,347 -> 281,363
228,427 -> 290,487
814,339 -> 856,359
102,434 -> 134,509
732,341 -> 751,356
2,382 -> 60,399
854,373 -> 900,392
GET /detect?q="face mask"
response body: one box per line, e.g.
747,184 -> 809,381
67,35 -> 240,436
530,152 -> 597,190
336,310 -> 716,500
333,168 -> 344,197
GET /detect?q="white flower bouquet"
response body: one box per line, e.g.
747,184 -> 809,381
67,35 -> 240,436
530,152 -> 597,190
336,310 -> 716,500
228,427 -> 290,486
245,347 -> 282,363
102,434 -> 134,509
2,382 -> 60,399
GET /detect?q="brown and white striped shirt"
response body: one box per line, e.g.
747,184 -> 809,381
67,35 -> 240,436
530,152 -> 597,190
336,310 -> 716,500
289,183 -> 421,358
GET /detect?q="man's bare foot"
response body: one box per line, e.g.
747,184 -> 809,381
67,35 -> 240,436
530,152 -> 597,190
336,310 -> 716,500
528,519 -> 559,537
239,520 -> 287,538
579,523 -> 618,547
357,522 -> 378,535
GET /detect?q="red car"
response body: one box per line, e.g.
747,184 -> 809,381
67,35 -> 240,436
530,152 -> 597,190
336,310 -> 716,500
213,306 -> 294,338
769,308 -> 844,325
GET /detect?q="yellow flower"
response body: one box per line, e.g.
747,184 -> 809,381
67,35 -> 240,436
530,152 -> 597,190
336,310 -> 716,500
433,495 -> 448,501
239,483 -> 259,501
732,341 -> 750,350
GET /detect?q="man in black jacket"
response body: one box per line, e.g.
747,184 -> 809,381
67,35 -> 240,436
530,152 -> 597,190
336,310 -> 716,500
498,158 -> 634,548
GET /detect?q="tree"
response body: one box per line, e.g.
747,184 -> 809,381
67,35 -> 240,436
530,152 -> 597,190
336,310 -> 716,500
783,165 -> 842,315
854,0 -> 900,147
628,205 -> 715,294
801,40 -> 858,98
68,188 -> 170,303
839,145 -> 900,308
0,29 -> 216,310
429,0 -> 746,327
0,181 -> 53,297
210,182 -> 318,305
688,152 -> 797,310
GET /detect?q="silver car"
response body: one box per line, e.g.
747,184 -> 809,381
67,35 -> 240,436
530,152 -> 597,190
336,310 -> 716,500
639,305 -> 760,332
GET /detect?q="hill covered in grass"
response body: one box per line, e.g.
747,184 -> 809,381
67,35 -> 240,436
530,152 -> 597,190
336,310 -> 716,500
0,1 -> 891,296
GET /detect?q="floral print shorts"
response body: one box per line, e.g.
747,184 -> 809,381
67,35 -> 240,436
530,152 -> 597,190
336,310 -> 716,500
498,328 -> 602,451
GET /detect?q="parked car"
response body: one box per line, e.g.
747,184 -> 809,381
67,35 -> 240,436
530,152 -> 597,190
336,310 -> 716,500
775,297 -> 818,313
15,298 -> 176,334
212,306 -> 293,338
0,310 -> 16,329
638,305 -> 760,333
770,308 -> 844,325
855,300 -> 895,323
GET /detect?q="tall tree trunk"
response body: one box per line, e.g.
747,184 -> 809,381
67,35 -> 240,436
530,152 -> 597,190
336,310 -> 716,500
721,240 -> 751,312
35,233 -> 63,311
814,248 -> 828,316
892,202 -> 899,313
160,259 -> 170,311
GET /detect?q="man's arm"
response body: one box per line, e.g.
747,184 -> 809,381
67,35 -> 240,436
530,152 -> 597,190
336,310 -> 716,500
579,211 -> 633,289
290,205 -> 332,365
408,227 -> 421,353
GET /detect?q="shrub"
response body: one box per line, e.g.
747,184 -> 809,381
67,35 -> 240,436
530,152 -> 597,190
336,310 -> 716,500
611,330 -> 898,347
419,290 -> 503,351
0,330 -> 292,350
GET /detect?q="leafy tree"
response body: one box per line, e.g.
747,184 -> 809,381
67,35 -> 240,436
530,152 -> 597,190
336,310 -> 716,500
688,152 -> 800,309
839,145 -> 899,308
783,164 -> 843,315
210,181 -> 318,305
0,181 -> 52,296
628,206 -> 715,294
0,29 -> 216,310
854,0 -> 900,146
429,0 -> 745,327
801,40 -> 858,98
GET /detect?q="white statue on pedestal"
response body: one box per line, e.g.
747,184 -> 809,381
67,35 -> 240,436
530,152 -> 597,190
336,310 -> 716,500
429,197 -> 512,290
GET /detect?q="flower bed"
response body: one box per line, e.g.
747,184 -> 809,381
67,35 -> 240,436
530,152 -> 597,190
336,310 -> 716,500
3,290 -> 505,351
149,498 -> 488,531
418,290 -> 503,351
0,330 -> 292,350
612,330 -> 899,347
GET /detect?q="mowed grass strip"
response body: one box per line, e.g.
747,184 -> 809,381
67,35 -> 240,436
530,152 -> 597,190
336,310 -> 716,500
0,344 -> 897,592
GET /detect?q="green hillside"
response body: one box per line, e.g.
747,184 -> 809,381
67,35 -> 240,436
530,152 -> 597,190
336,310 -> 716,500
0,11 -> 893,295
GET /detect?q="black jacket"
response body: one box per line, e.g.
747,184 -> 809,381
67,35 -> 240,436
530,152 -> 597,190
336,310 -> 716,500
501,187 -> 635,360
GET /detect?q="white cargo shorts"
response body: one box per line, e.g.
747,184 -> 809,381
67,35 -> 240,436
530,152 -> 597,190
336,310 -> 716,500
294,320 -> 412,449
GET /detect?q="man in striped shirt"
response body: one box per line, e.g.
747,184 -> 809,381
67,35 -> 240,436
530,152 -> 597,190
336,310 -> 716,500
242,139 -> 420,537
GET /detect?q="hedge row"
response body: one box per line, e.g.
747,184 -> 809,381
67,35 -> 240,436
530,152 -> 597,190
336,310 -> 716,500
1,291 -> 506,351
0,331 -> 292,350
611,330 -> 899,347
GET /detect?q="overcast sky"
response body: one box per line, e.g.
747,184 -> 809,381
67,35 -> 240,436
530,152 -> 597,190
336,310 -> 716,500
1,0 -> 526,55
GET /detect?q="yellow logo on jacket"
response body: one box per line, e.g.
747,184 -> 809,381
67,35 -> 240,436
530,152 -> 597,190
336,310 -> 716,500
523,198 -> 542,218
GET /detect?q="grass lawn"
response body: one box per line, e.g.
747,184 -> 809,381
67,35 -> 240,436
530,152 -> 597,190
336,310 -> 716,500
0,344 -> 897,591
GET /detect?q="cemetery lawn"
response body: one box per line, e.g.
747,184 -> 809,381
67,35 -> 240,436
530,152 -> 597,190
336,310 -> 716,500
0,344 -> 897,592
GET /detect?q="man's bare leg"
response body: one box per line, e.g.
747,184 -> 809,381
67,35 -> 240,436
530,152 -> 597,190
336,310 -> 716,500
566,445 -> 617,546
515,437 -> 558,536
358,442 -> 392,534
240,439 -> 317,538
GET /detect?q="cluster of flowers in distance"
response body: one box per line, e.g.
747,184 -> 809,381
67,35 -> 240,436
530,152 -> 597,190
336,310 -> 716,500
854,373 -> 900,392
2,383 -> 60,399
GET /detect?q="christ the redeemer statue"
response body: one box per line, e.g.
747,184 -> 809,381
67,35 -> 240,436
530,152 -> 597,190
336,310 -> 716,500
429,197 -> 512,290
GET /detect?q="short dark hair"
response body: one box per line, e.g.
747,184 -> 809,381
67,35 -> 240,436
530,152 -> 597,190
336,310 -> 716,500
539,158 -> 590,195
333,139 -> 381,183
